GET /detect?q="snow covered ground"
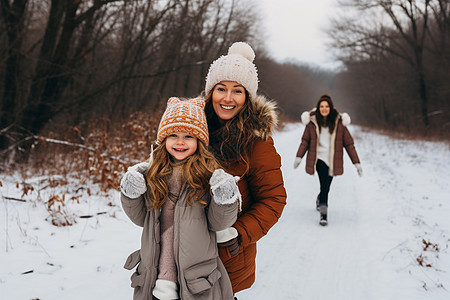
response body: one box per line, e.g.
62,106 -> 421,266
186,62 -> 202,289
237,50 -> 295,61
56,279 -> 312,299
1,123 -> 449,300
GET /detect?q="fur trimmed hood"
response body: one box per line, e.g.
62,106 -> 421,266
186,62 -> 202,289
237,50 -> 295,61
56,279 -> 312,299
301,108 -> 351,127
208,94 -> 279,162
250,94 -> 279,139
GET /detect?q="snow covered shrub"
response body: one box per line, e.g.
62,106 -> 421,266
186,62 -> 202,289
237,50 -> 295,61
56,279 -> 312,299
46,194 -> 77,227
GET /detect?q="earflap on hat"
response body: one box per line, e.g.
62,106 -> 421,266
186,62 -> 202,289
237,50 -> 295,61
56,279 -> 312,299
167,97 -> 205,110
167,97 -> 181,106
188,97 -> 206,109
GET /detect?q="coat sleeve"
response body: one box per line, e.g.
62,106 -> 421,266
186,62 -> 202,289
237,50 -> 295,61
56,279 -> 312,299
207,193 -> 239,232
296,124 -> 311,158
233,137 -> 287,247
343,126 -> 360,164
121,192 -> 147,227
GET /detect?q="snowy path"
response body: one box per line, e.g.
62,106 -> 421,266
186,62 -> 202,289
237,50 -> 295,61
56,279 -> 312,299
1,124 -> 449,300
238,124 -> 450,300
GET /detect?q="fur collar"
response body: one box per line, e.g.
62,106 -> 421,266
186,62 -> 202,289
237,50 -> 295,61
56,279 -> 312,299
250,94 -> 279,139
301,108 -> 351,127
208,94 -> 278,162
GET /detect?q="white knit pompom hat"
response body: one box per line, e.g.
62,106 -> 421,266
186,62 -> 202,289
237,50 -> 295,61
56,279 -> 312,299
205,42 -> 259,100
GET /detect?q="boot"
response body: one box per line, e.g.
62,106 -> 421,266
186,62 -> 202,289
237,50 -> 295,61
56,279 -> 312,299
319,205 -> 328,226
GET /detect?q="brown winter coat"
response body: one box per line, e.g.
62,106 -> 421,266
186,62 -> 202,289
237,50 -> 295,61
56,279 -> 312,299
121,184 -> 237,300
209,95 -> 287,293
296,110 -> 360,176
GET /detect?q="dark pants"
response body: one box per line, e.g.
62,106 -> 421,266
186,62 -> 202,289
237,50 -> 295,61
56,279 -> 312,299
316,159 -> 333,206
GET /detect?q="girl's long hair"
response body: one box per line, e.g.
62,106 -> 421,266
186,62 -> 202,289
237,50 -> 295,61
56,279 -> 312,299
315,94 -> 338,134
205,89 -> 256,175
145,139 -> 220,209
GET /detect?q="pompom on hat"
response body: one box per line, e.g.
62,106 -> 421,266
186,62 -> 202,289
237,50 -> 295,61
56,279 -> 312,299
157,97 -> 209,145
205,42 -> 259,100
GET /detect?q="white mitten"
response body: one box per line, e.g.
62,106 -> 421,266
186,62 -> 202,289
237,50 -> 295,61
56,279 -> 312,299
152,279 -> 179,300
216,227 -> 238,243
209,169 -> 241,206
355,163 -> 363,177
128,161 -> 150,174
293,157 -> 302,169
120,162 -> 149,198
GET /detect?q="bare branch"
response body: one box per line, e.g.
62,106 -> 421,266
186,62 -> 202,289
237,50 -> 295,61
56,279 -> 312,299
2,196 -> 26,202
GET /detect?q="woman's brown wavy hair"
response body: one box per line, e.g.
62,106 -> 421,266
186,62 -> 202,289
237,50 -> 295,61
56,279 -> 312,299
145,138 -> 220,209
204,89 -> 257,176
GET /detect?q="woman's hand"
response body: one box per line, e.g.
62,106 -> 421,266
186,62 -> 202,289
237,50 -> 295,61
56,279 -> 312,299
355,163 -> 363,177
218,236 -> 240,257
217,227 -> 240,257
293,157 -> 302,169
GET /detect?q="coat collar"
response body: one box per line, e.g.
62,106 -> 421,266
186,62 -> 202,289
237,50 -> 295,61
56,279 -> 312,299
209,94 -> 279,162
301,108 -> 351,127
249,94 -> 279,139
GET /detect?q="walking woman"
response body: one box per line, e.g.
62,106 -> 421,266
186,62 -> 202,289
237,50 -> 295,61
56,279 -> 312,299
293,94 -> 362,226
203,42 -> 287,296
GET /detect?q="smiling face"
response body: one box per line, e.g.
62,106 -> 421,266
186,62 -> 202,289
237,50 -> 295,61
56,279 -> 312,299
211,81 -> 247,122
165,132 -> 198,161
319,100 -> 330,118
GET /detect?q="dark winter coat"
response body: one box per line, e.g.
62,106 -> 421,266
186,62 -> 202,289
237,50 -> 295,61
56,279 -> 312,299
121,184 -> 237,300
208,95 -> 287,293
296,109 -> 360,176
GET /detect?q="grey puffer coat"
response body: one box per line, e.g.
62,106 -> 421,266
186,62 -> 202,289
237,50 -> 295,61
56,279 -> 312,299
121,185 -> 237,300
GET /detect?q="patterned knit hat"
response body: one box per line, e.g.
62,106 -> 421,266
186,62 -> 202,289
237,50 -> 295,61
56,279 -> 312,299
157,97 -> 209,145
205,42 -> 259,100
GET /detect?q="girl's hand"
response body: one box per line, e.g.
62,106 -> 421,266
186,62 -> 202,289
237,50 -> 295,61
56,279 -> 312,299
209,169 -> 241,205
129,161 -> 150,174
120,162 -> 149,198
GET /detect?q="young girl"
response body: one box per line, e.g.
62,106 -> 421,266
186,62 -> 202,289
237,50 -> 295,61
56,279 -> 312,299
120,97 -> 240,300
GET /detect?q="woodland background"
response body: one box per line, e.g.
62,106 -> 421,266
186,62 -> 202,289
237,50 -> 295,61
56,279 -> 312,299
0,0 -> 449,187
1,3 -> 449,298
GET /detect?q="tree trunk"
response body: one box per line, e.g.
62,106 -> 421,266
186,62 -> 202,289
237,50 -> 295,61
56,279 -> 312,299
21,0 -> 66,133
0,0 -> 28,149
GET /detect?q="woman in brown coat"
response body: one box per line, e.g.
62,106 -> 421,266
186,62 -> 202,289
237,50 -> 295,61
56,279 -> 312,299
203,42 -> 287,296
294,94 -> 362,226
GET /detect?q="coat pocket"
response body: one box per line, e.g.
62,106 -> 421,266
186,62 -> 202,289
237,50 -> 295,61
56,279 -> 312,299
124,249 -> 141,270
184,258 -> 222,294
130,268 -> 147,289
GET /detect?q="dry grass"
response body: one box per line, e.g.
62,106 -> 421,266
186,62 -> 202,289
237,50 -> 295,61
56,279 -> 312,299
20,111 -> 160,192
1,112 -> 160,226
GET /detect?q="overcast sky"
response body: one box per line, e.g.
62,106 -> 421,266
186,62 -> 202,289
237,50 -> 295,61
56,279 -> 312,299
257,0 -> 340,70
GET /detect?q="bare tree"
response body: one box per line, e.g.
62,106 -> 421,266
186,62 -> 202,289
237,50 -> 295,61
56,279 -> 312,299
329,0 -> 443,129
19,0 -> 125,135
0,0 -> 28,148
0,0 -> 265,154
